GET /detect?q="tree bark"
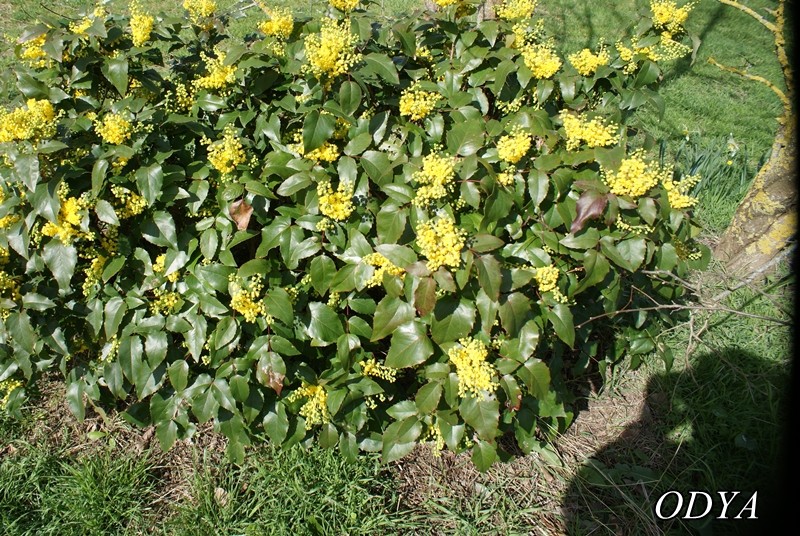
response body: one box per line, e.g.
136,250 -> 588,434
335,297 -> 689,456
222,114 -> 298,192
713,118 -> 796,275
712,0 -> 795,276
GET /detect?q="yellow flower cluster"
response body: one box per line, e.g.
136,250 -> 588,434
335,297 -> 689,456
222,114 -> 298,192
205,125 -> 246,175
399,82 -> 441,122
360,357 -> 397,382
0,246 -> 8,265
0,99 -> 56,143
602,149 -> 668,198
69,17 -> 93,37
447,338 -> 498,398
98,226 -> 119,255
20,34 -> 48,68
426,421 -> 445,454
82,254 -> 106,297
184,0 -> 216,22
230,275 -> 268,323
496,168 -> 516,187
95,113 -> 132,145
329,0 -> 359,11
0,270 -> 22,302
363,252 -> 405,288
495,0 -> 537,21
601,149 -> 671,198
41,184 -> 88,245
0,214 -> 18,230
497,126 -> 532,164
111,186 -> 147,218
496,96 -> 525,114
534,264 -> 559,292
415,45 -> 433,62
416,215 -> 466,272
258,7 -> 294,39
433,0 -> 459,6
194,50 -> 237,91
662,172 -> 700,209
308,142 -> 341,163
150,289 -> 180,315
521,43 -> 562,79
100,336 -> 120,363
317,180 -> 354,220
153,253 -> 180,283
168,82 -> 194,112
304,18 -> 361,79
0,379 -> 23,410
616,35 -> 689,70
559,110 -> 619,150
568,47 -> 610,76
412,152 -> 456,206
130,1 -> 154,47
616,218 -> 654,235
287,383 -> 330,428
650,0 -> 694,35
654,33 -> 691,61
289,131 -> 340,163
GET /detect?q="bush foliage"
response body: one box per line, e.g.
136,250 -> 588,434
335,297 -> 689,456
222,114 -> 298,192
0,0 -> 707,468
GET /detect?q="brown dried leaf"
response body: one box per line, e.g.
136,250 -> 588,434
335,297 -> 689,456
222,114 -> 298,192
229,199 -> 253,231
257,363 -> 285,396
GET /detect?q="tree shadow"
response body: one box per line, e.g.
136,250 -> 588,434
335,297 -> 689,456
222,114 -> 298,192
560,347 -> 793,535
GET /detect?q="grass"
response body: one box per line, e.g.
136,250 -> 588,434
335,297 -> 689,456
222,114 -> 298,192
0,0 -> 794,534
167,444 -> 418,536
0,442 -> 158,535
561,257 -> 793,535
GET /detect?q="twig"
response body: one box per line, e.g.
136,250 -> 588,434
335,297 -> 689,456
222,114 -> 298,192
707,57 -> 789,110
718,0 -> 777,33
710,245 -> 794,302
575,302 -> 791,329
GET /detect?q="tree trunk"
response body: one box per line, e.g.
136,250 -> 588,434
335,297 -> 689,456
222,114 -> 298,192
713,117 -> 796,275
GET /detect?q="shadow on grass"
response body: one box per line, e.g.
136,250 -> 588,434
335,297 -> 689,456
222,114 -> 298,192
561,348 -> 793,535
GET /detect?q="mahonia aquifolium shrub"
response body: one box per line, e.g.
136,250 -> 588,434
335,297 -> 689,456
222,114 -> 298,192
0,0 -> 708,467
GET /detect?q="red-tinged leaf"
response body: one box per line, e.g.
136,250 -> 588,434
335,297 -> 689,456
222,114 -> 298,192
229,199 -> 253,231
570,190 -> 608,234
414,277 -> 436,317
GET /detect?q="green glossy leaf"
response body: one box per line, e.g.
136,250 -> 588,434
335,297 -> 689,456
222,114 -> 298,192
371,296 -> 414,342
547,304 -> 575,348
475,255 -> 501,301
472,440 -> 498,471
362,53 -> 400,85
42,241 -> 76,292
459,396 -> 499,439
385,321 -> 434,368
102,56 -> 128,97
303,110 -> 336,153
415,382 -> 442,414
431,299 -> 476,345
307,302 -> 344,344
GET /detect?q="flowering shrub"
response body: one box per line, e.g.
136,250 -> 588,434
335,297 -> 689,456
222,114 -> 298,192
0,0 -> 706,467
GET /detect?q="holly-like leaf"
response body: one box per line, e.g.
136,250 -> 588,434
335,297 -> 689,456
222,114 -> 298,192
413,276 -> 436,317
303,110 -> 336,153
385,321 -> 434,368
547,304 -> 575,348
371,296 -> 414,342
102,56 -> 128,97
